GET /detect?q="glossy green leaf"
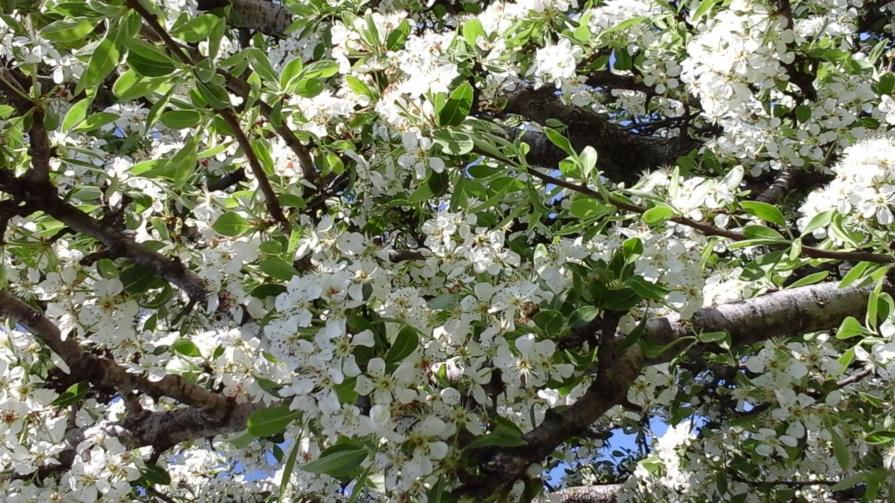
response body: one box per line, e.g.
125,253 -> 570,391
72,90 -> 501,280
247,406 -> 300,437
212,212 -> 252,237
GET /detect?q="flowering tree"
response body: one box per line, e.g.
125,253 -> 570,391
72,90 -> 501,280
1,0 -> 895,501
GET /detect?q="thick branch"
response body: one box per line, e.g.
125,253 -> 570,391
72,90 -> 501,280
0,171 -> 208,300
551,484 -> 623,503
754,168 -> 832,204
0,291 -> 231,412
504,88 -> 699,184
197,0 -> 292,36
459,281 -> 882,497
123,401 -> 265,452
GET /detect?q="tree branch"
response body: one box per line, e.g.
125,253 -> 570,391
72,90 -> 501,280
457,280 -> 883,497
0,171 -> 208,301
753,168 -> 832,204
219,108 -> 289,228
525,167 -> 895,265
0,67 -> 53,184
0,290 -> 232,412
197,0 -> 293,36
550,484 -> 624,503
504,87 -> 700,184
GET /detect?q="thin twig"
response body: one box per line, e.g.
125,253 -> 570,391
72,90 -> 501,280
525,167 -> 894,265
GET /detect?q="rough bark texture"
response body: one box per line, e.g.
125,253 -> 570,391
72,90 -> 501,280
0,292 -> 232,412
505,88 -> 699,184
197,0 -> 292,36
458,281 -> 883,497
754,168 -> 833,204
0,291 -> 265,459
554,484 -> 624,503
0,172 -> 208,301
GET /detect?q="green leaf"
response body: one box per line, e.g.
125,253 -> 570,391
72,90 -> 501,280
52,381 -> 88,407
113,70 -> 160,101
786,270 -> 829,288
193,79 -> 230,109
835,316 -> 867,340
294,78 -> 324,98
697,331 -> 729,345
345,75 -> 374,98
279,57 -> 303,91
878,72 -> 895,95
830,429 -> 850,470
642,204 -> 675,225
386,19 -> 411,50
244,48 -> 278,84
247,406 -> 300,437
166,136 -> 198,187
839,261 -> 872,288
141,463 -> 172,486
385,326 -> 419,365
125,39 -> 177,77
691,0 -> 721,21
865,430 -> 895,445
260,257 -> 297,281
794,104 -> 812,123
301,60 -> 340,80
624,276 -> 668,301
42,18 -> 94,42
159,110 -> 201,129
76,38 -> 119,96
578,146 -> 597,177
172,338 -> 202,357
213,212 -> 251,237
462,19 -> 485,48
533,310 -> 564,337
171,13 -> 220,42
437,81 -> 474,127
569,197 -> 606,220
544,127 -> 575,157
62,97 -> 91,131
433,129 -> 474,155
278,439 -> 301,502
742,224 -> 784,240
740,201 -> 786,227
72,112 -> 119,133
120,264 -> 161,294
300,445 -> 368,478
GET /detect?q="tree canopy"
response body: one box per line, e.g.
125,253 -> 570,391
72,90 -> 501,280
0,0 -> 894,501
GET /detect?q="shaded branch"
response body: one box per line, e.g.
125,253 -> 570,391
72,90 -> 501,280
504,88 -> 700,184
0,67 -> 53,184
197,0 -> 293,36
753,168 -> 832,204
0,171 -> 208,301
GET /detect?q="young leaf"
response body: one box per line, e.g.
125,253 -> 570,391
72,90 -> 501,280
437,81 -> 474,127
740,201 -> 786,227
213,212 -> 252,237
301,446 -> 368,478
247,406 -> 300,437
